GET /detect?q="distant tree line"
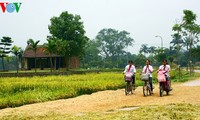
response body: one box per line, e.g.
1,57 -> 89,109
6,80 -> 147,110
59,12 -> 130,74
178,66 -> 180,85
0,10 -> 200,72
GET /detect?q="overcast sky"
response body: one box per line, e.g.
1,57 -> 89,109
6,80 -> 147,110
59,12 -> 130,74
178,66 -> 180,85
0,0 -> 200,54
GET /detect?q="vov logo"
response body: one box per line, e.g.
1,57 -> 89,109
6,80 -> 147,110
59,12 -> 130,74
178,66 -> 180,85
0,2 -> 22,13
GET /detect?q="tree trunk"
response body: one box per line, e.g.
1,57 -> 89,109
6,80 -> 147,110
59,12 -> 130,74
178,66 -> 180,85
50,57 -> 53,73
65,57 -> 70,70
178,46 -> 181,81
1,57 -> 5,71
186,45 -> 189,72
34,52 -> 37,73
54,57 -> 56,71
189,43 -> 192,75
58,57 -> 61,72
16,56 -> 19,74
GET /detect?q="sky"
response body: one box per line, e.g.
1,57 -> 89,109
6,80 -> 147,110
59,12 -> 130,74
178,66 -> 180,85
0,0 -> 200,54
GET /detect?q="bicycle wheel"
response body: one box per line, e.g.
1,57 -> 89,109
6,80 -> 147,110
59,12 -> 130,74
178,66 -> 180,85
166,82 -> 170,95
130,82 -> 133,94
132,84 -> 136,91
160,83 -> 164,97
148,84 -> 152,95
143,82 -> 148,96
125,82 -> 132,95
125,82 -> 128,95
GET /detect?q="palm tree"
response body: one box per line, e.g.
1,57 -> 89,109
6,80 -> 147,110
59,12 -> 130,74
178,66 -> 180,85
27,39 -> 40,73
182,37 -> 191,71
148,46 -> 156,56
44,39 -> 56,73
139,44 -> 148,57
0,36 -> 13,71
170,33 -> 183,66
147,46 -> 156,64
11,45 -> 22,73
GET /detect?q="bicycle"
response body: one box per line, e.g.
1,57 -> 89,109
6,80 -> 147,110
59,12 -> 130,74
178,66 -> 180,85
125,80 -> 133,95
157,70 -> 170,97
124,72 -> 135,95
143,79 -> 152,96
141,74 -> 152,96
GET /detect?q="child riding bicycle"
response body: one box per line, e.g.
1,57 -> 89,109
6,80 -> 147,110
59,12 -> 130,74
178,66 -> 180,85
141,59 -> 154,93
157,59 -> 172,91
123,60 -> 136,86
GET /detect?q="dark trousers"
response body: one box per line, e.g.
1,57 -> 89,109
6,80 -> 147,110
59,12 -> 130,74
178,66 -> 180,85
132,75 -> 135,85
166,76 -> 171,87
149,77 -> 153,91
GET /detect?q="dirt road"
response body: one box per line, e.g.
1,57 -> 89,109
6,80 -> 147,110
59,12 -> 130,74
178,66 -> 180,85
0,79 -> 200,117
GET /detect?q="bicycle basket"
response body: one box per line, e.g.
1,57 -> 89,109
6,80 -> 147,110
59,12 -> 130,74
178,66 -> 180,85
140,74 -> 149,81
124,72 -> 133,82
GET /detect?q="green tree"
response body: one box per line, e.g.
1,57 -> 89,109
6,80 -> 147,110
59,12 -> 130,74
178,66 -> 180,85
95,28 -> 134,68
134,53 -> 146,67
44,39 -> 57,72
168,46 -> 177,65
81,39 -> 101,68
48,11 -> 89,69
182,37 -> 191,70
148,46 -> 156,55
0,36 -> 13,71
27,39 -> 40,73
11,45 -> 22,73
191,45 -> 200,62
173,10 -> 200,74
154,48 -> 168,65
170,33 -> 184,66
147,46 -> 157,65
139,44 -> 148,56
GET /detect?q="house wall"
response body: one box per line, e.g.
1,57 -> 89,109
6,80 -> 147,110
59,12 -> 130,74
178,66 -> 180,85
23,57 -> 78,70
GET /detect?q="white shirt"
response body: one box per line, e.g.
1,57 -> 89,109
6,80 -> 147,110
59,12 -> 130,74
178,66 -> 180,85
159,65 -> 170,77
142,65 -> 153,77
124,64 -> 136,74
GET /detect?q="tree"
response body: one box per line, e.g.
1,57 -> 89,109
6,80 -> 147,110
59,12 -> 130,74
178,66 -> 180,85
147,46 -> 157,65
154,48 -> 168,65
168,46 -> 177,65
170,33 -> 184,66
139,44 -> 148,56
148,46 -> 156,55
48,11 -> 89,69
191,45 -> 200,62
182,36 -> 191,70
95,28 -> 134,67
81,39 -> 101,68
11,45 -> 22,73
27,39 -> 40,72
173,10 -> 200,74
134,54 -> 146,67
0,36 -> 13,71
44,39 -> 57,72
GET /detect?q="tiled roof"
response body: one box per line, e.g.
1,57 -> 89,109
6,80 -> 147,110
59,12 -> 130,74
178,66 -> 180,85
23,45 -> 62,58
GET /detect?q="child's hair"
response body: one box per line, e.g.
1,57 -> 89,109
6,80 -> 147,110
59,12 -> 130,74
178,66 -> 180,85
162,59 -> 167,63
162,59 -> 169,64
128,60 -> 133,64
146,59 -> 151,65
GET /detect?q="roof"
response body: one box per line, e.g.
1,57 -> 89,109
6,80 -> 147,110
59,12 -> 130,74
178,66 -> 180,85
23,45 -> 62,58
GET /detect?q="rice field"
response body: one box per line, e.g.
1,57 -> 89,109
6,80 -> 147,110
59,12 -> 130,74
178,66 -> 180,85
0,72 -> 125,109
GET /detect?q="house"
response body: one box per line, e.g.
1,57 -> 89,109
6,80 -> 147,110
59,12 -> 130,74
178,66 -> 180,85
23,45 -> 79,70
